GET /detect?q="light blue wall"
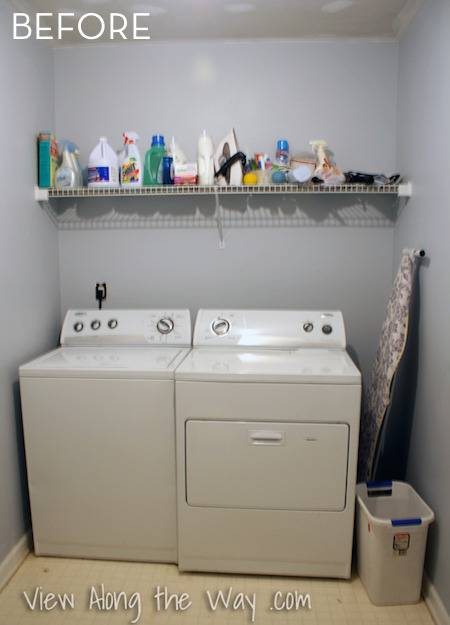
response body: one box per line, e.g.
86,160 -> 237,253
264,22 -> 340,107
54,40 -> 399,380
0,0 -> 60,562
395,0 -> 450,613
6,10 -> 449,607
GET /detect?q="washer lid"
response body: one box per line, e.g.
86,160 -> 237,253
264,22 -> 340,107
175,347 -> 360,384
20,347 -> 190,379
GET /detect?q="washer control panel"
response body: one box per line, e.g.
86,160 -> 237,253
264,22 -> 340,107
194,310 -> 346,348
61,310 -> 191,346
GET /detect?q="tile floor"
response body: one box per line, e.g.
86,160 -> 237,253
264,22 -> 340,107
0,555 -> 433,625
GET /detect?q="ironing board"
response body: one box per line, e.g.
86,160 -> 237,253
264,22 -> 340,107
358,249 -> 420,481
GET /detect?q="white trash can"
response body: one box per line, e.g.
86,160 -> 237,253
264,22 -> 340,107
356,481 -> 434,605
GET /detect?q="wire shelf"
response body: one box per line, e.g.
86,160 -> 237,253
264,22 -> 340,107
35,183 -> 407,233
44,183 -> 400,199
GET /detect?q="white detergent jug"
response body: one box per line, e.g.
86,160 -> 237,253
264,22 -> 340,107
88,137 -> 119,187
197,130 -> 214,186
120,131 -> 142,186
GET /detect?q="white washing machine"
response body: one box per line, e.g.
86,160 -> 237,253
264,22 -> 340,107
175,309 -> 361,578
20,309 -> 191,562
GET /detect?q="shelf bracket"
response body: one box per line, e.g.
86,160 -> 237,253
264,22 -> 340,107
214,191 -> 225,249
34,185 -> 59,227
398,182 -> 412,198
34,185 -> 49,202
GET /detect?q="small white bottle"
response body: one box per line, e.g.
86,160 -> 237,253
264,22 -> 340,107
119,131 -> 143,186
88,137 -> 119,188
197,130 -> 214,186
168,136 -> 188,166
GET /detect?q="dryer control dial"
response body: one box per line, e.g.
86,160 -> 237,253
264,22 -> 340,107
91,320 -> 101,330
212,318 -> 230,336
108,318 -> 118,329
303,322 -> 314,333
73,321 -> 84,333
157,317 -> 174,335
322,324 -> 333,335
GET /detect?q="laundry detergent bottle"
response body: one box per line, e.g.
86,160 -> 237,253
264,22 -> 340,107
88,137 -> 119,187
120,131 -> 142,186
143,135 -> 166,186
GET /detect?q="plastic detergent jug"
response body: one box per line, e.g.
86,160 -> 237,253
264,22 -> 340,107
88,137 -> 119,188
143,135 -> 166,185
197,130 -> 214,186
120,131 -> 142,186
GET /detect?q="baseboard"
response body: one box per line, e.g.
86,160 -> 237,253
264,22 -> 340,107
423,574 -> 450,625
0,532 -> 31,593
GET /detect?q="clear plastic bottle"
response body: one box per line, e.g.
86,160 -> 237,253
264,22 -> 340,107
144,135 -> 166,185
55,147 -> 77,189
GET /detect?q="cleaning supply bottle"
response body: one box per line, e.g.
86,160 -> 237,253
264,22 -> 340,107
68,144 -> 83,186
88,137 -> 119,187
117,145 -> 126,184
275,139 -> 289,167
197,130 -> 214,186
309,139 -> 345,185
309,140 -> 329,176
143,135 -> 166,186
120,131 -> 142,186
55,145 -> 77,189
168,136 -> 187,166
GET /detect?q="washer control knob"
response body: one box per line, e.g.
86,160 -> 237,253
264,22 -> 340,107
303,322 -> 314,333
108,319 -> 118,329
212,318 -> 230,336
91,319 -> 101,331
322,324 -> 333,335
73,321 -> 84,333
157,317 -> 174,335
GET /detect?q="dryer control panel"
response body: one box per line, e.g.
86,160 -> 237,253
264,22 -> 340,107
61,309 -> 191,346
193,310 -> 346,348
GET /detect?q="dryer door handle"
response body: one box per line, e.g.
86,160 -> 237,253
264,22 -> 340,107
249,430 -> 285,445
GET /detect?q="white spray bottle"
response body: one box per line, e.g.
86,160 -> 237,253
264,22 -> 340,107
197,130 -> 214,186
309,140 -> 330,177
55,146 -> 77,189
120,131 -> 142,186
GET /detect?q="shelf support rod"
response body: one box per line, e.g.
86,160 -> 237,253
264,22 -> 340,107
215,191 -> 225,249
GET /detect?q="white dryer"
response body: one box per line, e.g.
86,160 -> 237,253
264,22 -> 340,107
20,309 -> 191,562
175,310 -> 361,578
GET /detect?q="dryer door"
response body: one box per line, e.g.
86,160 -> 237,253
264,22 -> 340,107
185,420 -> 349,511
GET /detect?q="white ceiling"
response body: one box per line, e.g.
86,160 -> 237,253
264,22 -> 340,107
20,0 -> 423,44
